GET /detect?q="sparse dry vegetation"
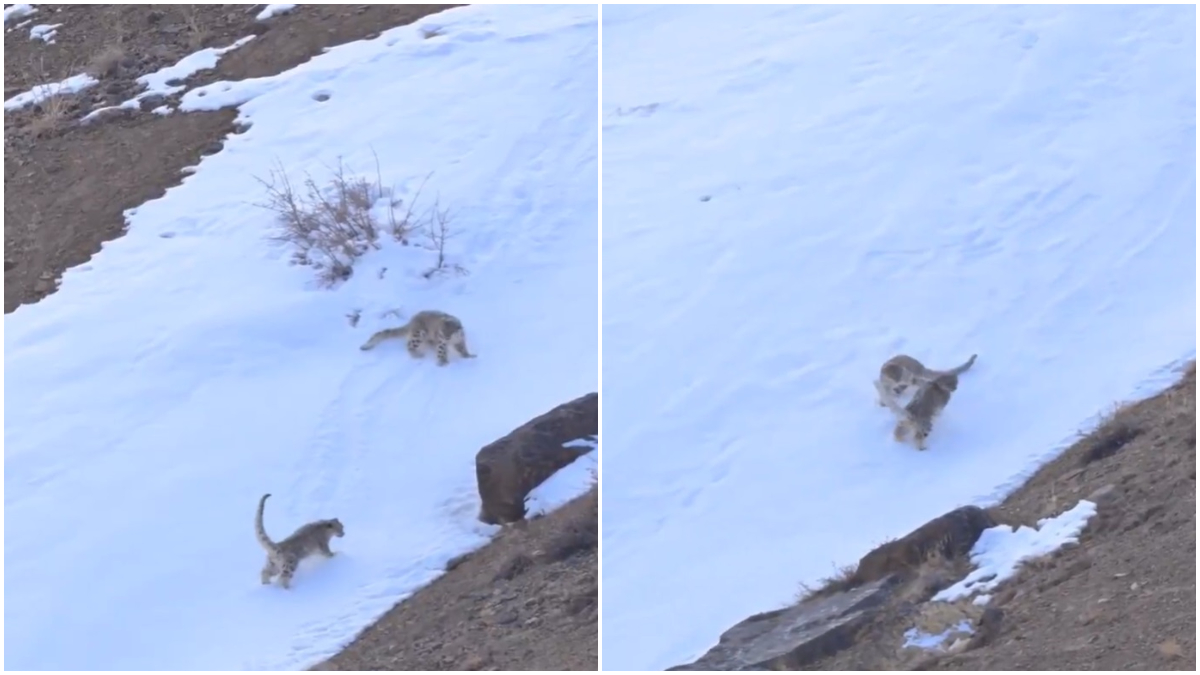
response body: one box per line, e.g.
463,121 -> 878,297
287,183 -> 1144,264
539,485 -> 598,563
25,89 -> 72,139
1079,409 -> 1144,466
177,5 -> 209,50
256,157 -> 387,285
420,195 -> 468,279
86,43 -> 126,80
256,155 -> 465,287
494,551 -> 535,581
16,55 -> 81,139
795,563 -> 859,603
86,13 -> 129,80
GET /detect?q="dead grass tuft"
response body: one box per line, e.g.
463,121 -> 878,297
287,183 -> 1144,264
1079,410 -> 1143,466
539,486 -> 598,563
795,563 -> 859,603
493,552 -> 534,582
86,44 -> 126,79
87,13 -> 130,80
26,92 -> 73,139
18,55 -> 81,139
178,6 -> 209,50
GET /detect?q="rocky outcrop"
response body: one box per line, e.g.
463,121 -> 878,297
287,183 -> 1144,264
475,392 -> 598,525
670,576 -> 901,670
671,505 -> 998,670
851,505 -> 995,586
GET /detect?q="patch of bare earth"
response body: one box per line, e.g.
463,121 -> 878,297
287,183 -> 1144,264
814,362 -> 1196,671
4,4 -> 596,671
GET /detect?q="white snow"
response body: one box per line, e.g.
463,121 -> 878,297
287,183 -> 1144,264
904,619 -> 973,651
80,97 -> 140,121
934,499 -> 1098,602
4,4 -> 597,672
602,4 -> 1195,671
3,3 -> 37,25
3,73 -> 98,111
528,439 -> 598,518
81,35 -> 256,123
28,22 -> 59,43
138,35 -> 256,98
257,4 -> 297,21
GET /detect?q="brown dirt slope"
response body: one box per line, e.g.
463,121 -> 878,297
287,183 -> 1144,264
807,362 -> 1196,671
4,4 -> 596,670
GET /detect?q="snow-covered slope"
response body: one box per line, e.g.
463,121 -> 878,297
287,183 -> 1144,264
601,4 -> 1195,670
4,5 -> 597,670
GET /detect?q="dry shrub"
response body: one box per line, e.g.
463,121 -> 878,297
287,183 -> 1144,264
257,154 -> 465,287
255,155 -> 417,286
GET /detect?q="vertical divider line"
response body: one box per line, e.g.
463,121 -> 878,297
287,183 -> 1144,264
595,3 -> 605,671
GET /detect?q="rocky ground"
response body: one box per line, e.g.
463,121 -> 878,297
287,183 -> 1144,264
914,362 -> 1196,672
677,362 -> 1195,671
4,4 -> 596,670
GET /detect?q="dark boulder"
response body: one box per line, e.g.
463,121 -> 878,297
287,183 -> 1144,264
475,392 -> 597,525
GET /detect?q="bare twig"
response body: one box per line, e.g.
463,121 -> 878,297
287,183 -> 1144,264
420,196 -> 468,278
395,170 -> 434,244
178,6 -> 209,50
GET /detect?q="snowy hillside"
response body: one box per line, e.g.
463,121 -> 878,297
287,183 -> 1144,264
4,4 -> 597,671
601,4 -> 1195,671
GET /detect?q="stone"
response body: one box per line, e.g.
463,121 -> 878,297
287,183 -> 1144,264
670,505 -> 1001,670
670,576 -> 901,670
475,392 -> 597,525
1086,483 -> 1119,508
853,505 -> 996,586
